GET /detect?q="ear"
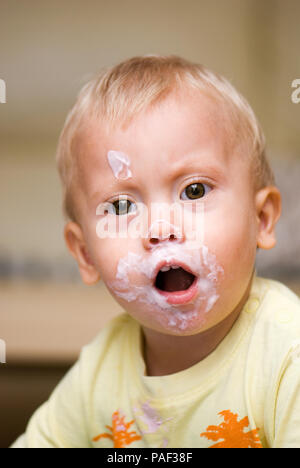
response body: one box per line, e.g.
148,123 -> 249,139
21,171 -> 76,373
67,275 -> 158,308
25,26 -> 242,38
64,222 -> 101,285
255,186 -> 282,250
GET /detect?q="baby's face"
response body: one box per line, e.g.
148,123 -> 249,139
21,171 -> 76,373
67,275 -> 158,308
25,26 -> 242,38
72,90 -> 259,336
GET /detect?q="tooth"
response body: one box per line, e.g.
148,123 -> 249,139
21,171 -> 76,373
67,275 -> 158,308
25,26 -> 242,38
160,266 -> 171,272
171,265 -> 180,269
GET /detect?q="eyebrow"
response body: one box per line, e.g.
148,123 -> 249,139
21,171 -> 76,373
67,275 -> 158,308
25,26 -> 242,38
91,156 -> 225,202
167,156 -> 226,183
90,178 -> 137,203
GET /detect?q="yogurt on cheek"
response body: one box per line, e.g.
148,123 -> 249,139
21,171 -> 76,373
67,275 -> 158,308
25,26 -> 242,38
106,243 -> 224,333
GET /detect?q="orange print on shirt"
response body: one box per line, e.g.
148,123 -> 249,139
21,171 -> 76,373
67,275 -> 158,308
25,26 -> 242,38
200,410 -> 263,448
93,410 -> 142,448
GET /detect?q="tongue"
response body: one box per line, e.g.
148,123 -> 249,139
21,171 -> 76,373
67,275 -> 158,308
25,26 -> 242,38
159,267 -> 195,292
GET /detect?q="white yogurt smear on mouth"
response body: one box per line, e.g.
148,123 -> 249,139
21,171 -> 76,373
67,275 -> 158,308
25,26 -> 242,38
107,150 -> 132,180
106,242 -> 224,331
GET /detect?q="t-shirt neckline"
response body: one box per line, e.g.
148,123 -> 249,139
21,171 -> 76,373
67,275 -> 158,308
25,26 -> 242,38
127,274 -> 264,403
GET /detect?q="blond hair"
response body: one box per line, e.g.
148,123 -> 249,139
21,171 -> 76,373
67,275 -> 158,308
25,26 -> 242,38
56,55 -> 275,222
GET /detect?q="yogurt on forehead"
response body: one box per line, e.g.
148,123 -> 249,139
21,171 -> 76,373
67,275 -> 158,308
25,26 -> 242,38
107,150 -> 132,180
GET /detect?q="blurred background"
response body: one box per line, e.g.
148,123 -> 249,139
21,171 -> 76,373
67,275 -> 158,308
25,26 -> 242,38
0,0 -> 300,448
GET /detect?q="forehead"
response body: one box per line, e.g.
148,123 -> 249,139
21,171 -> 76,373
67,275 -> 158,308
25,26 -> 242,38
74,89 -> 245,193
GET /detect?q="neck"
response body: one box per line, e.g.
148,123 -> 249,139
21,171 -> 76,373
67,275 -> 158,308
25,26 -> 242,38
142,272 -> 254,377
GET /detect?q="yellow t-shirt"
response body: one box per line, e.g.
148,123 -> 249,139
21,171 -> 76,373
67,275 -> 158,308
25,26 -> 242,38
11,276 -> 300,448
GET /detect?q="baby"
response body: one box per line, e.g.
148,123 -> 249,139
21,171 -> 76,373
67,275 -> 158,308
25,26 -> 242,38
12,56 -> 300,448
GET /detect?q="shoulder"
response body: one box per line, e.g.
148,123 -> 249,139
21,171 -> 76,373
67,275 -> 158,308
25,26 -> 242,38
84,312 -> 135,349
248,276 -> 300,363
9,313 -> 138,448
247,277 -> 300,447
254,276 -> 300,328
77,313 -> 137,377
258,276 -> 300,307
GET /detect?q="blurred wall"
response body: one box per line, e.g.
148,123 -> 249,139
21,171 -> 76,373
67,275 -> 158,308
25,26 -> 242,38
0,0 -> 300,282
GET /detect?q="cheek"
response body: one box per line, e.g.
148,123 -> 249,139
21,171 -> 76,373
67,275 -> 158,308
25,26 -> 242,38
203,203 -> 257,271
88,231 -> 145,286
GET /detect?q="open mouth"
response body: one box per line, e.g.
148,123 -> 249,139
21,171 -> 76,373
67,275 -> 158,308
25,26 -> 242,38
153,263 -> 198,305
155,265 -> 196,292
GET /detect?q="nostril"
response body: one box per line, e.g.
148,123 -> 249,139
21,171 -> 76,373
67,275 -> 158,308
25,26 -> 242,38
150,234 -> 178,244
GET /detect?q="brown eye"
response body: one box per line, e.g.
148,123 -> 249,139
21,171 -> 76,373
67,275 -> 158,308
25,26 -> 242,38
112,199 -> 136,216
181,183 -> 207,200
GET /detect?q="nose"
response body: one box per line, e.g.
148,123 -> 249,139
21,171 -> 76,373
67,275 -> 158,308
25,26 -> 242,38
142,218 -> 185,250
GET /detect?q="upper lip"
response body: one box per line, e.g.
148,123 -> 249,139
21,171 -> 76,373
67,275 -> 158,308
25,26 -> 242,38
152,259 -> 197,285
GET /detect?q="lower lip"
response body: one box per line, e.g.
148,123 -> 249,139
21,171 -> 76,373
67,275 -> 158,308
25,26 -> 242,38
155,277 -> 198,305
